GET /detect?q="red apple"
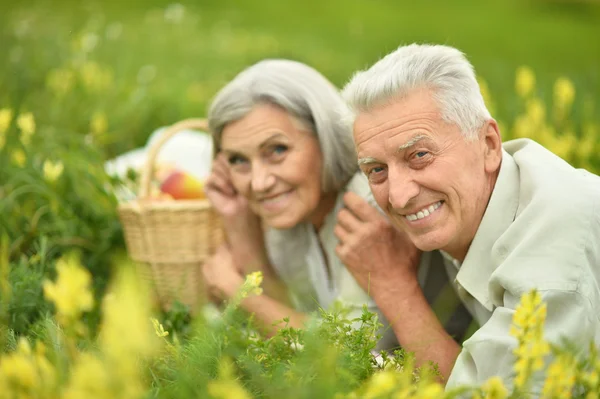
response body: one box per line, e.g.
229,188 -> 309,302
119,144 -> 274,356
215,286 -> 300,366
159,170 -> 205,200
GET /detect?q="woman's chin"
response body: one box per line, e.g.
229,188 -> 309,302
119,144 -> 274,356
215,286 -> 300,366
261,213 -> 301,230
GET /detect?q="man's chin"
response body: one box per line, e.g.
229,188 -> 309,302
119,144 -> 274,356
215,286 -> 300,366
409,231 -> 450,253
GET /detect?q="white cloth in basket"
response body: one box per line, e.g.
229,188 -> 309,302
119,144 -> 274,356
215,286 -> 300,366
104,127 -> 214,201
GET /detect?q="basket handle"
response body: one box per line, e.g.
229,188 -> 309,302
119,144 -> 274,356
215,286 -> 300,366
138,118 -> 210,199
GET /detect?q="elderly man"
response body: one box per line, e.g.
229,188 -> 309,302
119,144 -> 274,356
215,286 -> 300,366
333,43 -> 600,392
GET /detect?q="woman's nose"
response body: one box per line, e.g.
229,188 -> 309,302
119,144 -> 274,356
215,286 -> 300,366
251,163 -> 276,193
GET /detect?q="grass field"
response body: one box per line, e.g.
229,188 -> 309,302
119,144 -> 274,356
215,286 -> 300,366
1,2 -> 600,397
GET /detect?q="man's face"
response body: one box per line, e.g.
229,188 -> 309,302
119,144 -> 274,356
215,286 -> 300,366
353,88 -> 501,259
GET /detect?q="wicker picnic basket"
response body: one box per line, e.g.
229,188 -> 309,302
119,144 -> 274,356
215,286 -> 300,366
118,118 -> 224,311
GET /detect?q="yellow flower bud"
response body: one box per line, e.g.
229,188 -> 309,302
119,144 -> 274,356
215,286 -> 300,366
516,66 -> 536,98
17,112 -> 36,145
43,160 -> 64,183
554,77 -> 576,111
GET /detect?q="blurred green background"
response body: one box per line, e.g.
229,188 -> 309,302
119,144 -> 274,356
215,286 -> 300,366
1,0 -> 599,157
0,0 -> 599,340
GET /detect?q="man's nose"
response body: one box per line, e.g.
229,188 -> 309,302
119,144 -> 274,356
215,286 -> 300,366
387,166 -> 420,210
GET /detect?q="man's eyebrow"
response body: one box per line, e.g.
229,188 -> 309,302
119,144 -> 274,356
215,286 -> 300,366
357,157 -> 379,166
357,134 -> 431,166
396,134 -> 429,152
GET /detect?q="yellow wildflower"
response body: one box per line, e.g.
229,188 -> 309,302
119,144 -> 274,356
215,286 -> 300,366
525,98 -> 546,125
12,149 -> 27,167
516,66 -> 536,98
512,115 -> 534,139
62,353 -> 112,399
90,266 -> 159,399
578,123 -> 599,168
581,369 -> 599,387
151,317 -> 169,338
46,67 -> 75,96
0,108 -> 12,134
90,111 -> 108,135
510,290 -> 550,390
207,357 -> 252,399
0,339 -> 36,389
548,131 -> 577,162
0,338 -> 56,397
43,160 -> 64,183
80,61 -> 113,92
98,266 -> 159,363
481,376 -> 508,399
541,353 -> 577,399
553,77 -> 576,111
43,252 -> 94,328
245,271 -> 264,296
364,371 -> 397,398
0,108 -> 12,150
415,383 -> 445,399
17,112 -> 35,145
536,125 -> 558,149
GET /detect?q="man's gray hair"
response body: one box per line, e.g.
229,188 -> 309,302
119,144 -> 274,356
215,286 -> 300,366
341,44 -> 491,139
207,59 -> 358,193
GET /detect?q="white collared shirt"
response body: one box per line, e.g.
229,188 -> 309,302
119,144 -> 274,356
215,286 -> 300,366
445,138 -> 600,394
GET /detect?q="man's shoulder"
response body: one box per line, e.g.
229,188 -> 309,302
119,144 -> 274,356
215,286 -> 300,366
492,139 -> 600,295
503,138 -> 600,213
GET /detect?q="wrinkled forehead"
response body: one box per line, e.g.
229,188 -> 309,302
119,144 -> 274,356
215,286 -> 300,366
353,89 -> 442,137
220,104 -> 315,152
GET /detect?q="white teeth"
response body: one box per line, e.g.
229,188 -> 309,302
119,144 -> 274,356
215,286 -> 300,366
405,201 -> 442,222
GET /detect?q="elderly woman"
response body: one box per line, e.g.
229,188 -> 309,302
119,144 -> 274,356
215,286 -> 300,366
201,59 -> 466,350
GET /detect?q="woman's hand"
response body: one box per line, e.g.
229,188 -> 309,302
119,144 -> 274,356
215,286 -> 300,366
202,244 -> 245,301
204,153 -> 251,219
334,192 -> 422,301
205,153 -> 270,276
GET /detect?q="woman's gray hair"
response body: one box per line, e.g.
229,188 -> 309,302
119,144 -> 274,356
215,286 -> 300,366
207,59 -> 357,193
341,44 -> 491,140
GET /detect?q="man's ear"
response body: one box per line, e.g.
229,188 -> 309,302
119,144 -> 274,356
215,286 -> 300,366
482,119 -> 502,174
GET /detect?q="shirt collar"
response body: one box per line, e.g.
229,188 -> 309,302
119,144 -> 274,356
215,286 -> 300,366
455,149 -> 520,311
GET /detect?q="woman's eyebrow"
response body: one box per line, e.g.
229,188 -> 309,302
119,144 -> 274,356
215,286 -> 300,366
258,132 -> 288,150
221,132 -> 288,155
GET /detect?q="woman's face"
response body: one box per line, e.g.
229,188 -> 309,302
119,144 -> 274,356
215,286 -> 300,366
220,103 -> 325,229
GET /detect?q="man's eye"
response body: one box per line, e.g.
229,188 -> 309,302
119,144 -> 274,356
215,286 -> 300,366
415,151 -> 429,158
369,166 -> 385,175
271,144 -> 288,155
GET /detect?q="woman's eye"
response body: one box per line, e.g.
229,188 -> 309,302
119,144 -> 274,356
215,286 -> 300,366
228,155 -> 247,165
